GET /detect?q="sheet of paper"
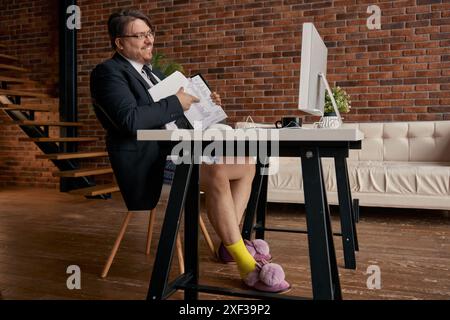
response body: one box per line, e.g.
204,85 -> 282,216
148,71 -> 227,129
148,71 -> 189,102
184,75 -> 227,129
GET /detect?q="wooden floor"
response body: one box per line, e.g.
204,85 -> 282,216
0,186 -> 449,300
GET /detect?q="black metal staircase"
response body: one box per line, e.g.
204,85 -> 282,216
0,46 -> 118,198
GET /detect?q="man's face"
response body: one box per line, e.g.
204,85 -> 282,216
117,18 -> 154,64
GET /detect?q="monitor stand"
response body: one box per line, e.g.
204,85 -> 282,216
318,72 -> 342,126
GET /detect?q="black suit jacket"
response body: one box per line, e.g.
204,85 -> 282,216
90,53 -> 184,210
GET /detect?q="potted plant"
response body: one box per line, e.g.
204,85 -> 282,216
151,52 -> 185,77
317,87 -> 351,128
323,86 -> 351,116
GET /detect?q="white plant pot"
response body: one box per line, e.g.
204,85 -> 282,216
317,115 -> 342,129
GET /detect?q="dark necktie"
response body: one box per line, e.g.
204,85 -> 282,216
142,65 -> 158,85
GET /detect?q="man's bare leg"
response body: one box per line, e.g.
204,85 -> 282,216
200,162 -> 257,278
229,162 -> 256,226
200,162 -> 254,245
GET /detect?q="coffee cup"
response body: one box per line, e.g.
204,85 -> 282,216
275,117 -> 302,128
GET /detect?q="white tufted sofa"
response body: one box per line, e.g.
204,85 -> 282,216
237,121 -> 450,210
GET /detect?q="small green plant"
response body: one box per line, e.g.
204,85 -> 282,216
324,86 -> 351,115
151,52 -> 185,77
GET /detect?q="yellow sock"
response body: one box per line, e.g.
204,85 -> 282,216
225,238 -> 257,278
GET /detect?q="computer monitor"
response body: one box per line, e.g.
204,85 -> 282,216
299,23 -> 340,119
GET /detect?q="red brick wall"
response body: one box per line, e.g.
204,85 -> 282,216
1,0 -> 450,187
77,0 -> 450,126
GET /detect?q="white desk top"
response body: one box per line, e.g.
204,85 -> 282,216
137,128 -> 364,142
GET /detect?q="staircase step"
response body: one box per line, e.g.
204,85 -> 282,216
0,64 -> 28,72
0,53 -> 19,61
0,103 -> 52,111
0,88 -> 50,98
0,76 -> 36,84
19,137 -> 98,142
36,151 -> 108,160
69,183 -> 119,196
1,120 -> 83,127
54,167 -> 113,178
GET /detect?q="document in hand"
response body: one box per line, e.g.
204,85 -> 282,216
149,71 -> 228,129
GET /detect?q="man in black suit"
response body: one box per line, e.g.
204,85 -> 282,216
90,12 -> 200,211
90,9 -> 289,293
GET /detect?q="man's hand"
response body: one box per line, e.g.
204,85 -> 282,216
176,87 -> 200,111
210,91 -> 222,106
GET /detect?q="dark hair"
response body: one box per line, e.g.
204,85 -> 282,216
107,9 -> 154,49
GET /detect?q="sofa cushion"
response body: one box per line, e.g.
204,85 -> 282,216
269,158 -> 450,197
351,161 -> 450,196
343,121 -> 450,162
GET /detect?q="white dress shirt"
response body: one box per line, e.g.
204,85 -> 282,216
120,53 -> 161,88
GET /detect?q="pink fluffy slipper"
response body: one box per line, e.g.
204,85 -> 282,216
243,260 -> 291,293
244,239 -> 272,262
217,239 -> 272,264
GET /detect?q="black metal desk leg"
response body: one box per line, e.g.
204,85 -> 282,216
352,199 -> 360,251
184,163 -> 200,300
255,173 -> 268,240
344,158 -> 359,252
334,153 -> 357,269
320,159 -> 342,300
242,160 -> 265,240
146,163 -> 193,300
301,148 -> 340,300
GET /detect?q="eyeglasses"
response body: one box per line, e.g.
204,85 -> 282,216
120,30 -> 155,40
